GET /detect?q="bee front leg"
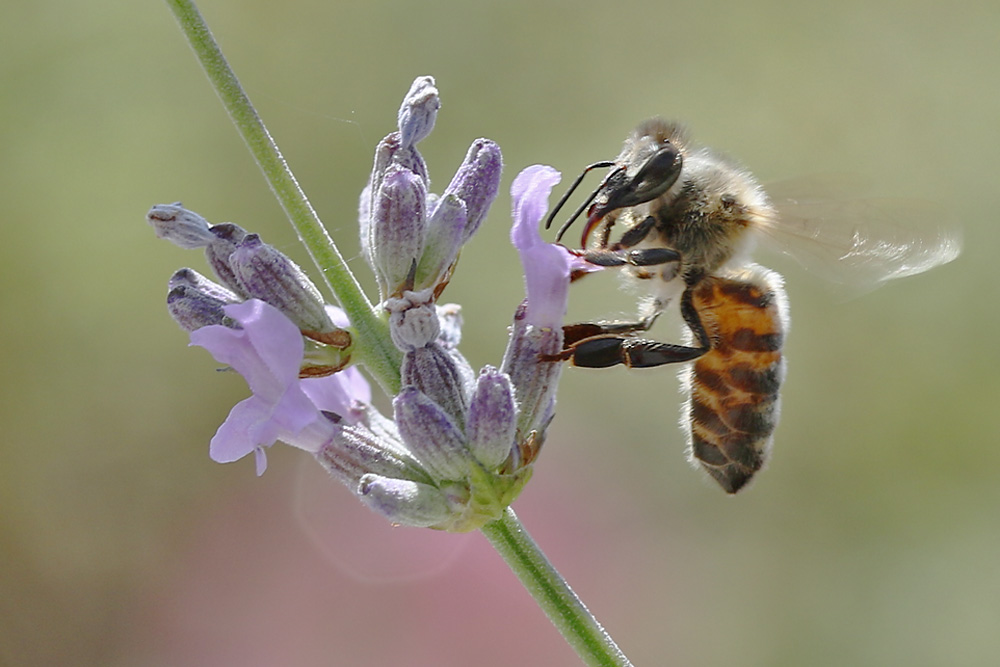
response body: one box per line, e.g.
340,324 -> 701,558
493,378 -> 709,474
579,246 -> 680,268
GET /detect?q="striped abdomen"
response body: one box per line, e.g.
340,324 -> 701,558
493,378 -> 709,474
681,264 -> 789,493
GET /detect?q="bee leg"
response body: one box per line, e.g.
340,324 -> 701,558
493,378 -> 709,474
612,214 -> 658,249
547,335 -> 706,368
547,286 -> 711,369
578,245 -> 680,268
574,215 -> 675,267
561,312 -> 661,348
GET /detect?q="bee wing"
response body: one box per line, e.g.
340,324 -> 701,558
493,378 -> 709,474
756,180 -> 962,292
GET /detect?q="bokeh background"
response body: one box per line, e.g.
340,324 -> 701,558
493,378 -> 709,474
3,1 -> 998,665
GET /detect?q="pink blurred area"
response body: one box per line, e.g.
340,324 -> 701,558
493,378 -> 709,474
115,457 -> 647,667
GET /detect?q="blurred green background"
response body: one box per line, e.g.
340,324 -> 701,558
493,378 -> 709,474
2,1 -> 998,665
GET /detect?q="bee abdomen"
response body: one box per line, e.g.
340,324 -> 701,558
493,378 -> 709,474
681,265 -> 789,493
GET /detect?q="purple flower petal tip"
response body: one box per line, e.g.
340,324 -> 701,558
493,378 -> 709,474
510,165 -> 561,251
509,166 -> 576,327
191,299 -> 371,471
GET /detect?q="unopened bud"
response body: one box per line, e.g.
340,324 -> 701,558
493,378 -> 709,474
440,139 -> 503,243
204,223 -> 250,298
401,343 -> 472,429
369,164 -> 428,298
147,203 -> 216,249
415,194 -> 466,291
386,289 -> 440,350
397,76 -> 440,150
358,475 -> 451,528
228,234 -> 336,334
361,135 -> 430,268
167,285 -> 238,331
393,387 -> 473,481
168,267 -> 240,302
165,268 -> 242,331
466,367 -> 518,469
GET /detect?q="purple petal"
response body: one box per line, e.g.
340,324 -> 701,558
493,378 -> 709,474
510,165 -> 578,327
300,366 -> 371,423
208,395 -> 279,466
254,448 -> 268,476
191,300 -> 304,401
191,299 -> 334,469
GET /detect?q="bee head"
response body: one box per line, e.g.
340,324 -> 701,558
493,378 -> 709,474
548,119 -> 686,246
583,140 -> 683,243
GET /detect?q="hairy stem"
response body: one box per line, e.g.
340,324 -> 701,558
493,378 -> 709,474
164,0 -> 402,393
166,3 -> 633,665
481,508 -> 634,667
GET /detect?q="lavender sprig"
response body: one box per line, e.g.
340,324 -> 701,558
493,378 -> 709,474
159,3 -> 635,665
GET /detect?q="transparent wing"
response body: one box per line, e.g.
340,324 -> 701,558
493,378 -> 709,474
755,179 -> 962,292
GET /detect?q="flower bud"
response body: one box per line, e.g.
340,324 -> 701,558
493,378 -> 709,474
166,268 -> 241,331
147,203 -> 216,249
204,223 -> 250,298
415,194 -> 466,291
401,343 -> 471,429
369,132 -> 431,197
315,421 -> 424,487
386,289 -> 440,350
501,303 -> 565,443
168,267 -> 241,303
369,164 -> 428,299
435,303 -> 463,349
439,138 -> 502,243
393,386 -> 472,481
167,285 -> 232,331
466,367 -> 518,469
397,76 -> 440,150
228,234 -> 337,334
358,475 -> 451,528
361,134 -> 430,273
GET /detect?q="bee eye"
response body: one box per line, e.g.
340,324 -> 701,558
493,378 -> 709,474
720,194 -> 737,208
619,143 -> 682,207
638,144 -> 682,188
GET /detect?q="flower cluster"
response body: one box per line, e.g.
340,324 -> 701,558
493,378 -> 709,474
148,203 -> 357,474
150,77 -> 578,531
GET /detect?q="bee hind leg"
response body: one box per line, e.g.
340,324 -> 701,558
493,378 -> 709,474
545,286 -> 711,369
546,335 -> 707,368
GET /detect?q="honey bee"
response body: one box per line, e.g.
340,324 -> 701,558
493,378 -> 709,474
545,118 -> 961,493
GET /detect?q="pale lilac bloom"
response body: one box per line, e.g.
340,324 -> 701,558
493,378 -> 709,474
510,165 -> 598,327
190,299 -> 368,475
502,165 -> 591,444
153,80 -> 587,531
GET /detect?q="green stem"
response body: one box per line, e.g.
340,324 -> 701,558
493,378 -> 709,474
481,508 -> 634,667
166,4 -> 633,665
164,0 -> 402,393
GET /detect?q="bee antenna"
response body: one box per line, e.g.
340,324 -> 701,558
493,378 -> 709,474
544,160 -> 615,237
553,187 -> 601,244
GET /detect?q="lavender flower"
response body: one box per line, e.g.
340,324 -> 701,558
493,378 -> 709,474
190,299 -> 367,475
360,76 -> 502,302
502,166 -> 578,453
151,77 -> 576,532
